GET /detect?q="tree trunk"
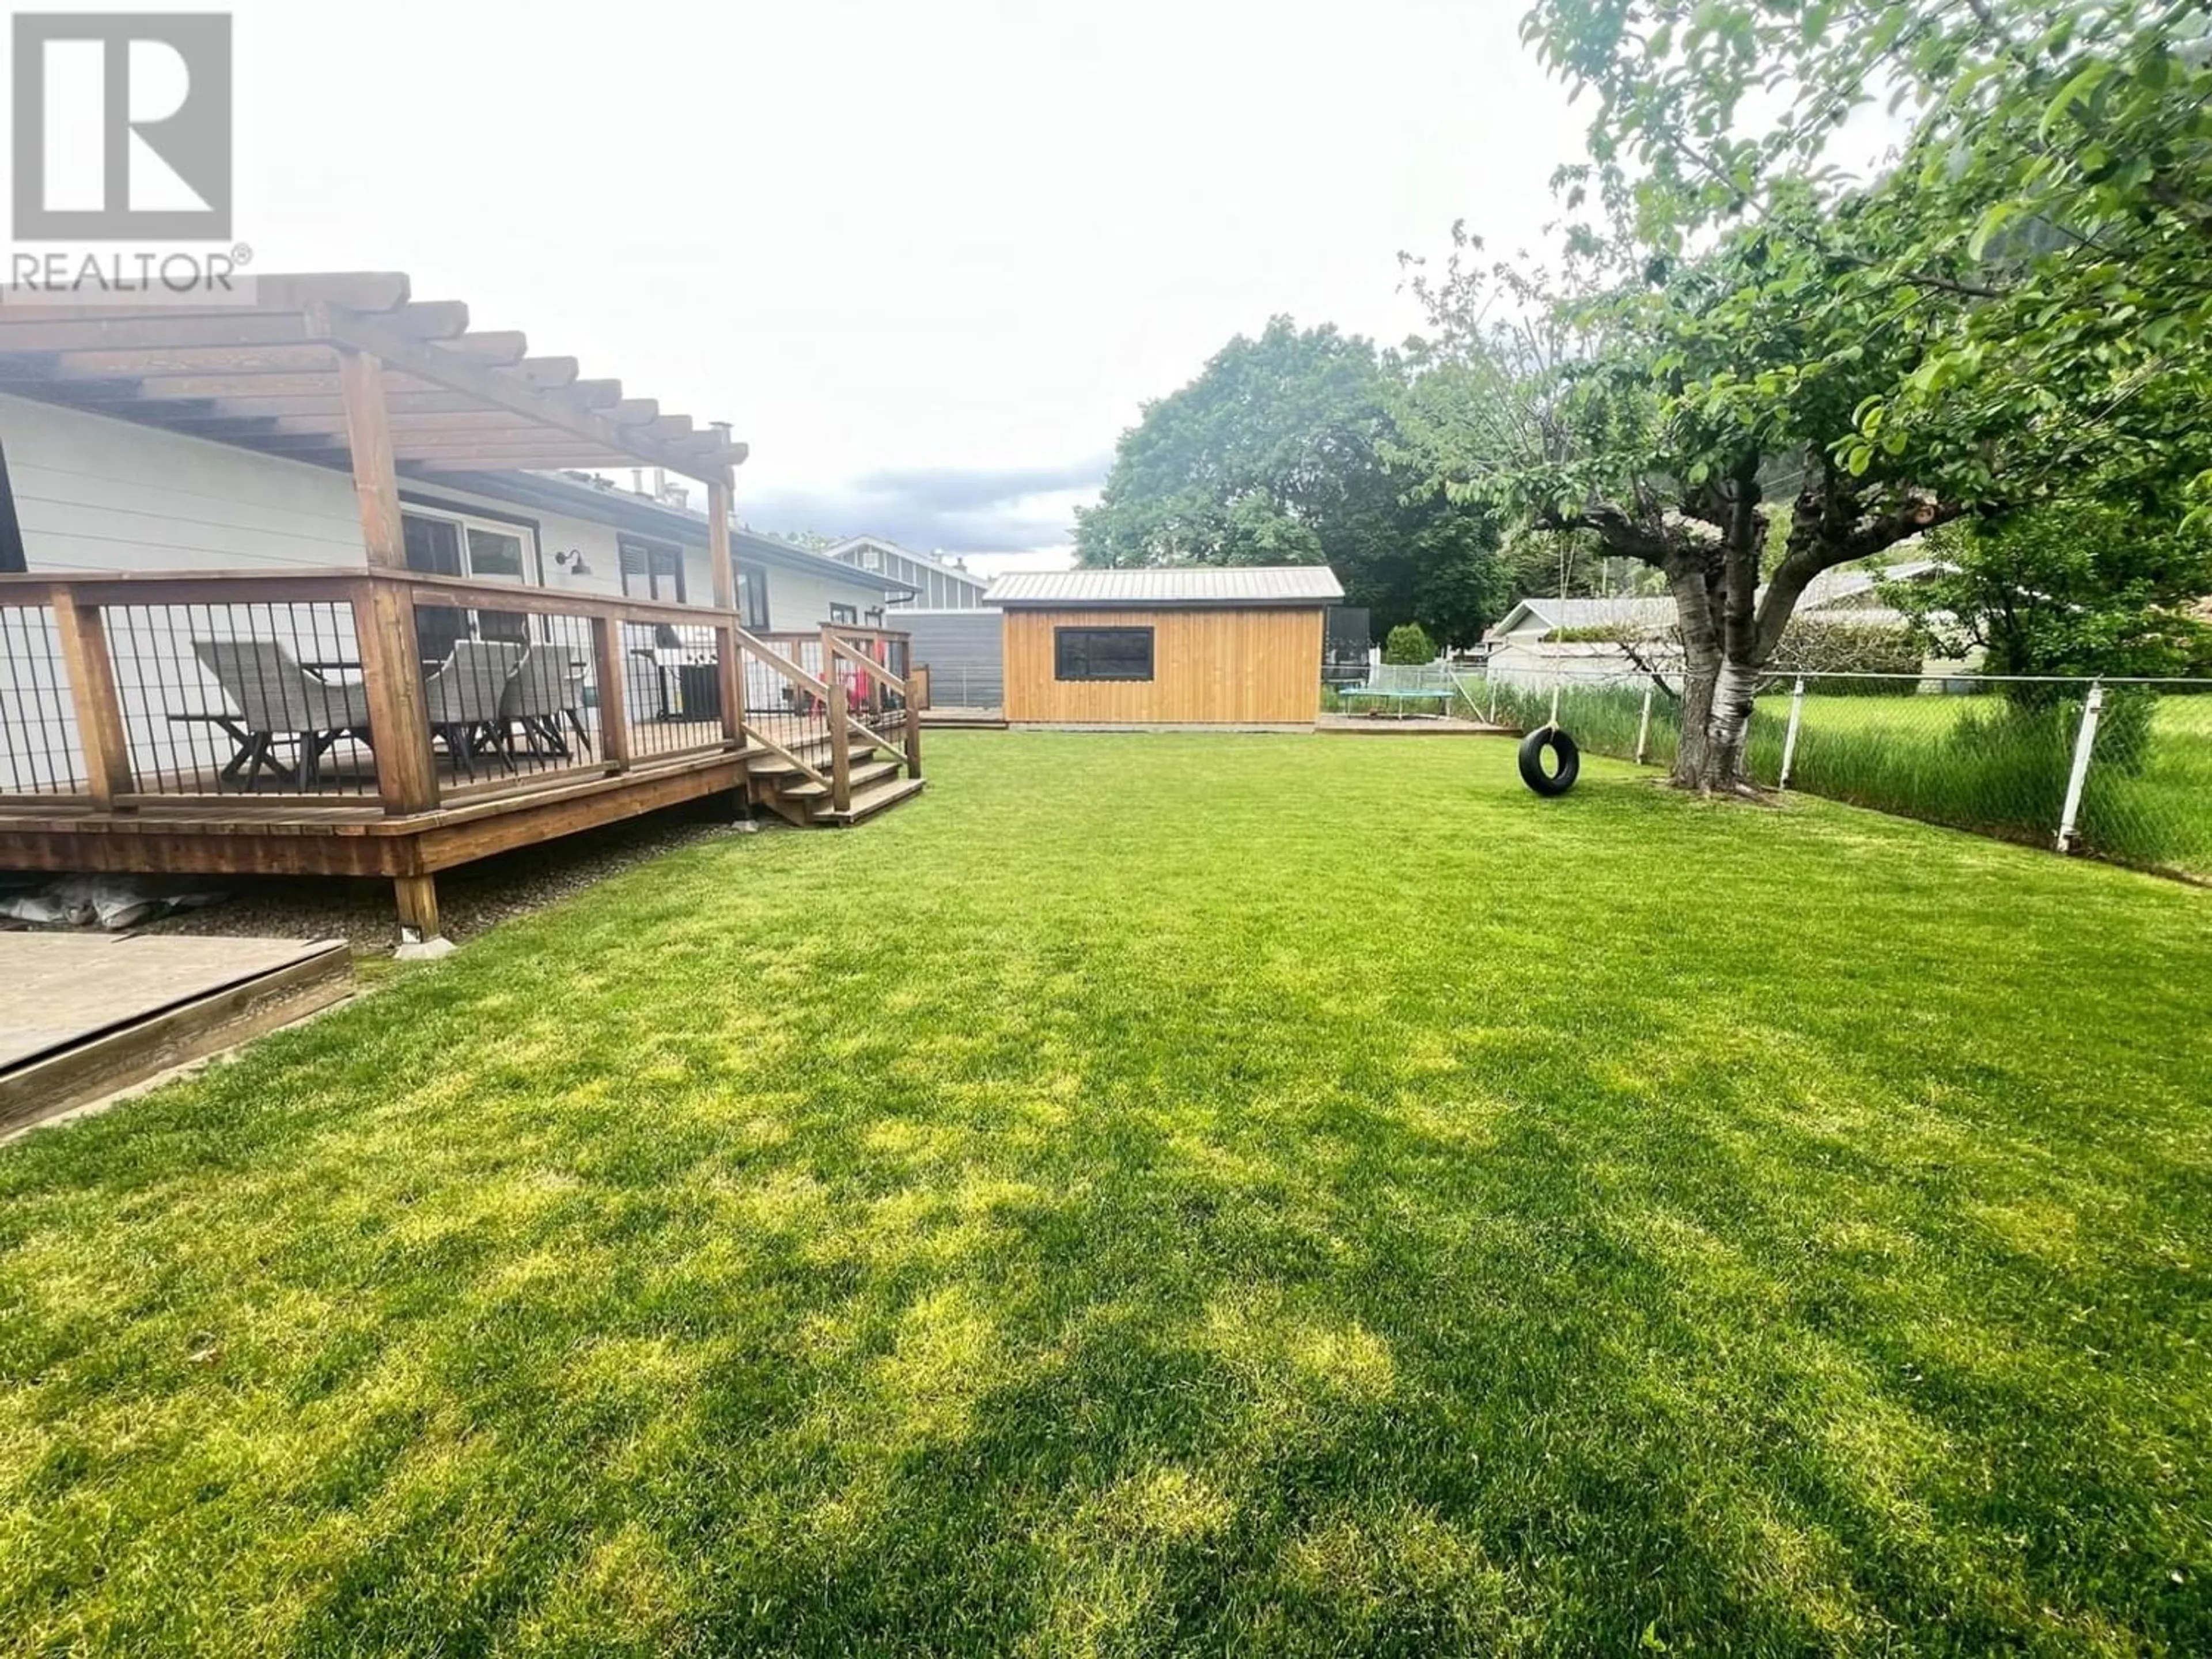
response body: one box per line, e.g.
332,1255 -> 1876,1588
1666,560 -> 1724,789
1703,658 -> 1760,792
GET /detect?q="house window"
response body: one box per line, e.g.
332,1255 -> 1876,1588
403,508 -> 538,657
862,547 -> 882,572
1055,626 -> 1154,681
829,603 -> 859,625
619,536 -> 685,603
737,562 -> 771,629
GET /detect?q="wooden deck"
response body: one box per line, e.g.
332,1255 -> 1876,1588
0,745 -> 754,878
0,933 -> 353,1136
2,569 -> 930,939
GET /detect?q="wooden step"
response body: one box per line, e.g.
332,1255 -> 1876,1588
817,777 -> 926,825
744,740 -> 888,779
777,760 -> 903,802
743,748 -> 834,779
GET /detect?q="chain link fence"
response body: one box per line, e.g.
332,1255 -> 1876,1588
1465,669 -> 2212,884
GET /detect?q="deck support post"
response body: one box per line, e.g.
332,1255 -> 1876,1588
828,680 -> 853,814
51,590 -> 134,805
706,478 -> 736,611
589,614 -> 632,771
707,482 -> 744,745
338,347 -> 438,816
350,579 -> 438,815
904,665 -> 925,780
336,346 -> 406,570
392,872 -> 450,956
713,622 -> 744,746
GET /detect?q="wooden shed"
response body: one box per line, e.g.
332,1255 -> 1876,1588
991,566 -> 1343,727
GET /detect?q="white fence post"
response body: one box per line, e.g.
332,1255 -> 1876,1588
1635,683 -> 1654,766
2055,680 -> 2105,853
1778,677 -> 1808,790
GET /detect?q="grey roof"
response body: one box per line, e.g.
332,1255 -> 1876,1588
452,471 -> 916,596
1493,562 -> 1955,639
987,565 -> 1344,608
825,536 -> 993,590
1491,597 -> 1677,638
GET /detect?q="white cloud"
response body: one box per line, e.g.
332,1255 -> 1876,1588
219,0 -> 1589,554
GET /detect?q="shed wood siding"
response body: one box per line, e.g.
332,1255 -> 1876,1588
1002,607 -> 1323,725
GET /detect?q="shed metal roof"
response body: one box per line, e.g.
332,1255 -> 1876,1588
987,566 -> 1344,608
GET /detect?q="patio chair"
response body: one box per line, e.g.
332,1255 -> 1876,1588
496,645 -> 591,762
419,639 -> 524,779
185,639 -> 375,790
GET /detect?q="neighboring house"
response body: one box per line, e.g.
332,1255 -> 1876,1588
1484,562 -> 1961,688
1484,597 -> 1680,690
989,566 -> 1343,727
1793,558 -> 1952,628
891,610 -> 1005,710
824,536 -> 992,610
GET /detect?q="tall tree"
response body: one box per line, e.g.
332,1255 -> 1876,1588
1075,319 -> 1507,645
1520,0 -> 2212,510
1397,204 -> 1990,790
1413,0 -> 2212,790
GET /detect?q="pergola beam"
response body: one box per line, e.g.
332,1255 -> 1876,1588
0,269 -> 741,487
440,331 -> 528,364
321,305 -> 726,482
0,314 -> 317,353
501,357 -> 581,388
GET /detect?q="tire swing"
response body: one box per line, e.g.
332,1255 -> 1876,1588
1516,534 -> 1582,797
1518,725 -> 1580,796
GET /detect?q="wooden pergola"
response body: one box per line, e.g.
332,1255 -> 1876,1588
0,268 -> 747,594
0,271 -> 794,933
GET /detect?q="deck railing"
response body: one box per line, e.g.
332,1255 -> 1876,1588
0,569 -> 919,819
733,625 -> 924,812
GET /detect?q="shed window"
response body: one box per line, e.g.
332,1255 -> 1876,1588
1055,626 -> 1154,681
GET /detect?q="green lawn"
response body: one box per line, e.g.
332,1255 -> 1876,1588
3,733 -> 2209,1656
1484,677 -> 2212,879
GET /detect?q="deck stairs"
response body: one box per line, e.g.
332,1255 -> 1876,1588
738,733 -> 926,828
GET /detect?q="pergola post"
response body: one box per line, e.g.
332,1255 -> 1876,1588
707,475 -> 744,743
337,346 -> 406,569
337,347 -> 438,898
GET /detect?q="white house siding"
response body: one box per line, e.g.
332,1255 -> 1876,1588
3,393 -> 366,575
760,564 -> 888,632
0,400 -> 876,790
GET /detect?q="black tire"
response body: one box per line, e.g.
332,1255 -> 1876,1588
1518,727 -> 1580,796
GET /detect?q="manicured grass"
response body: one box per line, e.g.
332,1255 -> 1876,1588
1478,679 -> 2212,879
3,733 -> 2209,1654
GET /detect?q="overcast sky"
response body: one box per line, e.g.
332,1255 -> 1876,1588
198,0 -> 1590,568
